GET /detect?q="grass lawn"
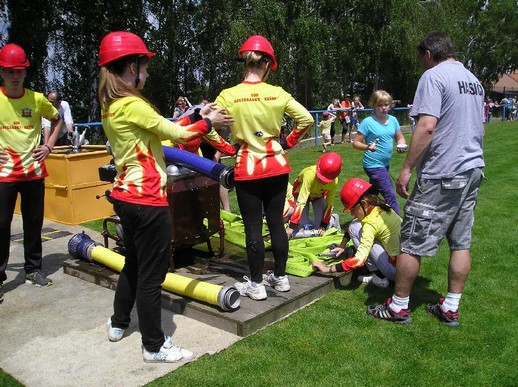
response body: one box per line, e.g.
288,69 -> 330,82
150,120 -> 518,386
2,121 -> 517,387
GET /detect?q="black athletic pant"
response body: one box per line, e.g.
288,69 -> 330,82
0,179 -> 45,282
235,174 -> 289,283
111,200 -> 172,353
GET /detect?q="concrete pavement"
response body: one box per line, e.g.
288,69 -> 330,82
0,214 -> 241,387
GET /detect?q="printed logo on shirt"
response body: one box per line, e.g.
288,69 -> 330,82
457,81 -> 483,96
21,108 -> 32,118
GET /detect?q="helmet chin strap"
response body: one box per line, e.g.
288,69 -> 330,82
261,61 -> 271,81
134,56 -> 140,88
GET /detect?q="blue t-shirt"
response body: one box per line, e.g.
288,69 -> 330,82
358,115 -> 400,168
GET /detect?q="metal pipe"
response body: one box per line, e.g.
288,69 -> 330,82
162,146 -> 234,189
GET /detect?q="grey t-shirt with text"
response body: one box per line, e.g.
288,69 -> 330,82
410,60 -> 485,179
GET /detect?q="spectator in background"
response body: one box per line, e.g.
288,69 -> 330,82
339,95 -> 352,143
500,95 -> 511,121
42,90 -> 74,146
367,31 -> 485,327
0,43 -> 63,303
508,96 -> 516,121
326,98 -> 341,144
350,95 -> 364,133
318,111 -> 336,153
172,96 -> 192,118
352,90 -> 407,216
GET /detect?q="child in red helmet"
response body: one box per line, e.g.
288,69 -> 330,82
214,35 -> 314,300
0,43 -> 64,298
98,31 -> 232,363
286,152 -> 342,239
312,177 -> 401,288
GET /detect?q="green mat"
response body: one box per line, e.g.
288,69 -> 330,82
220,210 -> 346,277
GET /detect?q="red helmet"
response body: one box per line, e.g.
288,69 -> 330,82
98,31 -> 155,66
238,35 -> 277,71
340,178 -> 372,212
316,152 -> 342,184
0,44 -> 30,69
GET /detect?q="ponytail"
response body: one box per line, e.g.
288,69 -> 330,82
362,194 -> 393,213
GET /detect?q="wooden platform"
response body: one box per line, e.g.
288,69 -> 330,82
63,240 -> 351,337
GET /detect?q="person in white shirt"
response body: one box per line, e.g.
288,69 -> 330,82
42,91 -> 74,146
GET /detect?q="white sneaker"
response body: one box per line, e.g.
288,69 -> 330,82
234,276 -> 267,300
106,317 -> 126,342
358,274 -> 389,288
142,336 -> 194,363
262,270 -> 290,292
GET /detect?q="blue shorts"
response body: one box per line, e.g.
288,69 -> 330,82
400,168 -> 483,257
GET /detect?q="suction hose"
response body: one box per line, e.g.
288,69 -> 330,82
68,232 -> 240,312
163,146 -> 234,189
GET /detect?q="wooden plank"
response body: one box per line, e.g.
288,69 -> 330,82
63,240 -> 352,337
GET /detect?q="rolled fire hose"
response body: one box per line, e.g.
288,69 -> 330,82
68,232 -> 240,312
163,146 -> 234,189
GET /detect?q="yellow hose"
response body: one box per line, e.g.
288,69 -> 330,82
90,245 -> 240,311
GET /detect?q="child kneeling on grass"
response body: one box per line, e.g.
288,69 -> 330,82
312,178 -> 401,288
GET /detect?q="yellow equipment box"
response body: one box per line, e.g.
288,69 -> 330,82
15,145 -> 115,225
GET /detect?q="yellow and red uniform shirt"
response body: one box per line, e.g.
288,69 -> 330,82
290,165 -> 338,226
101,96 -> 210,206
340,206 -> 401,272
164,114 -> 236,156
214,81 -> 313,181
0,88 -> 59,182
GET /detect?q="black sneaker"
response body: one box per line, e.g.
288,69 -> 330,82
25,272 -> 53,287
426,298 -> 459,327
0,282 -> 4,304
367,297 -> 412,324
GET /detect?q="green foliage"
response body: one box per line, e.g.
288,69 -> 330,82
1,1 -> 517,124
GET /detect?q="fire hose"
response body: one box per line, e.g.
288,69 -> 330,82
68,232 -> 240,312
162,146 -> 234,189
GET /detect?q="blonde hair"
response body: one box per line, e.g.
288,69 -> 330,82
98,55 -> 157,112
368,90 -> 393,108
240,50 -> 272,80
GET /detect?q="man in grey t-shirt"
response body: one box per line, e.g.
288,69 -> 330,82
367,31 -> 484,327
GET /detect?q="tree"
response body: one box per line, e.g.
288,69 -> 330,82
1,0 -> 517,128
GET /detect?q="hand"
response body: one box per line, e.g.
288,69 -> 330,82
286,227 -> 294,239
396,169 -> 412,199
0,148 -> 8,165
330,247 -> 345,257
311,260 -> 327,273
367,138 -> 379,152
316,228 -> 325,236
396,143 -> 409,153
200,103 -> 234,130
32,145 -> 51,162
67,132 -> 74,141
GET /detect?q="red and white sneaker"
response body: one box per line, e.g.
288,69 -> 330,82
367,297 -> 412,324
